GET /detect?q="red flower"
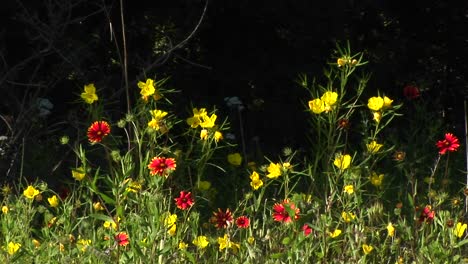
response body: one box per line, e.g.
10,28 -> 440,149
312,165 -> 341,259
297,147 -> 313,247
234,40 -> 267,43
403,85 -> 420,99
272,199 -> 300,223
174,191 -> 194,210
211,208 -> 233,229
419,205 -> 435,223
148,157 -> 176,176
87,121 -> 111,143
436,133 -> 460,155
115,232 -> 129,246
236,216 -> 250,228
302,224 -> 313,236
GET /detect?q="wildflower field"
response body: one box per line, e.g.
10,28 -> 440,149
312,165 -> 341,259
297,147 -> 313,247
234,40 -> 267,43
1,43 -> 467,264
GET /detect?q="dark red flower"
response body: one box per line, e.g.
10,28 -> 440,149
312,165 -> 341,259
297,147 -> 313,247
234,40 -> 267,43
211,208 -> 233,229
419,205 -> 435,223
174,191 -> 194,210
236,216 -> 250,229
436,133 -> 460,155
302,224 -> 313,236
148,157 -> 176,176
403,85 -> 420,99
272,199 -> 300,223
87,121 -> 111,143
115,232 -> 129,246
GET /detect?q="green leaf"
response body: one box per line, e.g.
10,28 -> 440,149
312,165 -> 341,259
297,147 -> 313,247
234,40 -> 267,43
270,253 -> 285,259
89,213 -> 114,223
453,239 -> 468,248
282,237 -> 291,245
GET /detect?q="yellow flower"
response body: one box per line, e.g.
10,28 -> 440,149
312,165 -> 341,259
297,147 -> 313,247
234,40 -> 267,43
138,78 -> 156,99
214,131 -> 223,142
227,153 -> 242,166
47,195 -> 59,208
178,241 -> 188,250
266,162 -> 282,179
341,211 -> 356,223
247,236 -> 255,244
148,109 -> 168,130
250,171 -> 263,190
2,206 -> 8,214
308,98 -> 325,114
7,241 -> 21,255
23,186 -> 40,200
168,224 -> 177,236
368,96 -> 384,111
373,111 -> 382,123
164,213 -> 177,228
59,243 -> 65,252
81,83 -> 98,104
200,114 -> 217,129
103,217 -> 119,230
93,202 -> 104,211
218,234 -> 239,252
370,172 -> 384,187
321,91 -> 338,112
362,244 -> 373,254
32,239 -> 41,249
333,154 -> 352,171
343,185 -> 354,194
383,96 -> 393,109
77,239 -> 91,252
72,167 -> 86,181
329,229 -> 342,238
387,222 -> 395,237
192,236 -> 209,249
200,129 -> 208,140
337,58 -> 348,67
186,108 -> 208,128
454,222 -> 467,238
367,140 -> 383,153
126,180 -> 142,193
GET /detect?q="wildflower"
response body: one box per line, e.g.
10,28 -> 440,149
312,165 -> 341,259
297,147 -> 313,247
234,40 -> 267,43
218,234 -> 240,252
186,108 -> 208,128
343,185 -> 354,194
266,162 -> 282,179
148,157 -> 176,176
2,206 -> 8,214
403,85 -> 420,99
147,109 -> 168,130
250,171 -> 263,190
387,222 -> 395,237
168,224 -> 177,236
393,151 -> 406,161
227,153 -> 242,166
236,216 -> 250,228
373,111 -> 382,123
272,199 -> 300,223
341,211 -> 356,223
32,239 -> 40,248
200,129 -> 208,140
72,167 -> 86,181
211,208 -> 233,229
419,205 -> 435,223
436,133 -> 460,155
93,202 -> 104,211
77,239 -> 91,252
454,222 -> 467,238
59,243 -> 65,252
362,244 -> 373,254
47,217 -> 57,228
192,236 -> 209,249
200,114 -> 217,128
87,121 -> 111,143
367,96 -> 384,111
81,83 -> 98,104
367,140 -> 383,153
383,96 -> 393,109
7,242 -> 21,255
329,229 -> 342,238
282,162 -> 292,170
103,219 -> 118,230
115,232 -> 129,246
333,154 -> 351,171
23,185 -> 40,200
308,98 -> 325,114
337,118 -> 350,130
321,91 -> 338,112
164,213 -> 177,228
302,224 -> 313,236
178,241 -> 188,250
138,78 -> 156,100
247,236 -> 255,244
337,58 -> 348,67
174,191 -> 194,210
370,172 -> 384,187
214,131 -> 223,142
125,180 -> 142,193
47,195 -> 59,208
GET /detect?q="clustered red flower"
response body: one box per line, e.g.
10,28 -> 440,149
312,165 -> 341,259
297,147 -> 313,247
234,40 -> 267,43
174,191 -> 194,210
302,224 -> 313,236
272,199 -> 300,223
436,133 -> 460,155
419,205 -> 435,223
211,208 -> 234,229
148,157 -> 176,176
115,232 -> 129,246
403,85 -> 420,99
87,121 -> 111,143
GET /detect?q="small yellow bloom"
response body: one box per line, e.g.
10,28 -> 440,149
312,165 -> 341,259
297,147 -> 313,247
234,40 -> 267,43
72,167 -> 86,181
370,172 -> 384,187
337,58 -> 348,67
7,241 -> 21,255
186,108 -> 207,128
32,239 -> 41,248
368,96 -> 384,111
266,162 -> 282,179
367,140 -> 383,153
168,224 -> 177,236
282,162 -> 292,170
373,111 -> 382,123
164,213 -> 177,228
77,239 -> 91,252
93,202 -> 104,211
343,185 -> 354,194
454,222 -> 467,238
178,241 -> 188,250
126,180 -> 142,193
362,244 -> 373,254
333,154 -> 352,171
23,185 -> 40,200
387,222 -> 395,237
200,129 -> 208,140
47,195 -> 59,208
341,211 -> 356,223
247,236 -> 255,244
59,243 -> 65,252
200,114 -> 217,129
214,131 -> 223,142
192,236 -> 209,249
308,98 -> 325,114
2,206 -> 8,214
103,218 -> 119,230
383,96 -> 393,109
147,109 -> 168,130
321,91 -> 338,112
250,171 -> 263,190
81,83 -> 98,104
138,78 -> 156,99
227,153 -> 242,166
329,229 -> 342,238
